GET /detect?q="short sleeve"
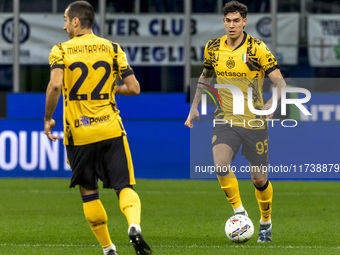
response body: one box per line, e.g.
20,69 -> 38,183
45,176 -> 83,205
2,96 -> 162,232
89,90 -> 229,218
49,44 -> 64,70
112,43 -> 134,79
203,40 -> 214,70
258,42 -> 279,75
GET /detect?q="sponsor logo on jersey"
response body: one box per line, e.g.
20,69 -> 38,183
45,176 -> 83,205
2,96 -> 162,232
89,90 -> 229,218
81,116 -> 90,126
263,62 -> 276,71
215,70 -> 246,77
74,115 -> 110,127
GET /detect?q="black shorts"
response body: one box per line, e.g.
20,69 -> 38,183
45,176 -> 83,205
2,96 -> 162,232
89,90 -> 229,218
66,135 -> 136,190
212,124 -> 268,167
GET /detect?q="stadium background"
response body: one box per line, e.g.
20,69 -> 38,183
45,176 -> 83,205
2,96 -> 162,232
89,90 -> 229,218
1,0 -> 339,179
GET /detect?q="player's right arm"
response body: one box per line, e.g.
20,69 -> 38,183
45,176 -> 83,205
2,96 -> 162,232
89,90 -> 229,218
44,67 -> 63,141
184,68 -> 215,128
44,44 -> 64,141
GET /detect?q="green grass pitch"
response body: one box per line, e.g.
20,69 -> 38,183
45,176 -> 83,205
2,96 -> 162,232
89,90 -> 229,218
0,179 -> 339,255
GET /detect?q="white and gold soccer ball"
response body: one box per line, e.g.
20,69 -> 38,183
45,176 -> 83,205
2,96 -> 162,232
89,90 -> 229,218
225,214 -> 254,243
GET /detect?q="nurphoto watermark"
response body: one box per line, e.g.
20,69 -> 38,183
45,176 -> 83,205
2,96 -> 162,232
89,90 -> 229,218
200,84 -> 311,128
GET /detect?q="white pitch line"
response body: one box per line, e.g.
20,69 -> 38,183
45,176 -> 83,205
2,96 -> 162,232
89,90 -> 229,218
153,244 -> 340,249
0,243 -> 339,250
0,243 -> 97,248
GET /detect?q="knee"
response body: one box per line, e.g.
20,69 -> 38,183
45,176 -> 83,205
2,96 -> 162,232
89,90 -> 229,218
214,159 -> 232,177
252,178 -> 267,189
216,168 -> 230,177
115,185 -> 133,198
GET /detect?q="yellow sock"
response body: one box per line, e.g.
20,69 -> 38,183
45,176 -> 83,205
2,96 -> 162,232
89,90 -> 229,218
83,198 -> 112,248
255,181 -> 273,221
119,187 -> 141,226
217,171 -> 242,209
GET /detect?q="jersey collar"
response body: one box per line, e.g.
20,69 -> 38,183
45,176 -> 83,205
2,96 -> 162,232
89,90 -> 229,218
225,31 -> 247,51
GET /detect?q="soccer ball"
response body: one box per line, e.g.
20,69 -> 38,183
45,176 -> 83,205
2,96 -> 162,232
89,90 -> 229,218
225,215 -> 254,243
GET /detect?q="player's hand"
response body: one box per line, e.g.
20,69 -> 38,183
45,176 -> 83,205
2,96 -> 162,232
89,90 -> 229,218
44,119 -> 60,141
262,102 -> 274,119
184,108 -> 199,128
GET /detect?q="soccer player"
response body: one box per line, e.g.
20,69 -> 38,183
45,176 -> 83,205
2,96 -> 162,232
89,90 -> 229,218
43,1 -> 151,254
185,1 -> 286,242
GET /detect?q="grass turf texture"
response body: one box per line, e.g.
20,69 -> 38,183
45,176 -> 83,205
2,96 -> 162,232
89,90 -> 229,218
0,179 -> 339,255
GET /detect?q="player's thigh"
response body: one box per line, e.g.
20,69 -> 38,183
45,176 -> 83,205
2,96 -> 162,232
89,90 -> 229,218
240,128 -> 268,168
212,125 -> 242,175
66,143 -> 99,190
212,144 -> 234,167
213,143 -> 234,176
79,186 -> 99,196
99,135 -> 136,190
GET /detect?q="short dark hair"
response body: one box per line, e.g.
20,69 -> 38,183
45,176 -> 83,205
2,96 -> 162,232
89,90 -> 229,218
67,1 -> 94,29
222,1 -> 248,18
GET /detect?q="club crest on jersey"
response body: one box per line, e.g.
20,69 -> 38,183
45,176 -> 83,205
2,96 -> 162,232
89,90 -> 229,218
242,54 -> 248,63
226,57 -> 235,69
74,115 -> 110,127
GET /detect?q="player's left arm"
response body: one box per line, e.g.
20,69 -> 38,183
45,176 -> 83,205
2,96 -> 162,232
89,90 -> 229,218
115,74 -> 140,96
258,42 -> 287,119
114,42 -> 140,96
264,69 -> 287,119
44,68 -> 63,141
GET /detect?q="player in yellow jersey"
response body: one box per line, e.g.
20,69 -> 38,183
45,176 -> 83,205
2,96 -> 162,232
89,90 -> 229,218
185,1 -> 287,242
43,1 -> 151,254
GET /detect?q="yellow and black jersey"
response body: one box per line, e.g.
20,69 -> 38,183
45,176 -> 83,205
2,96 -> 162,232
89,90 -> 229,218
204,32 -> 279,129
49,34 -> 134,145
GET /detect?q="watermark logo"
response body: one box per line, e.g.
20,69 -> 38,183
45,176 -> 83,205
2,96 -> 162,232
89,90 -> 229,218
201,84 -> 311,116
198,82 -> 223,115
199,84 -> 312,128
